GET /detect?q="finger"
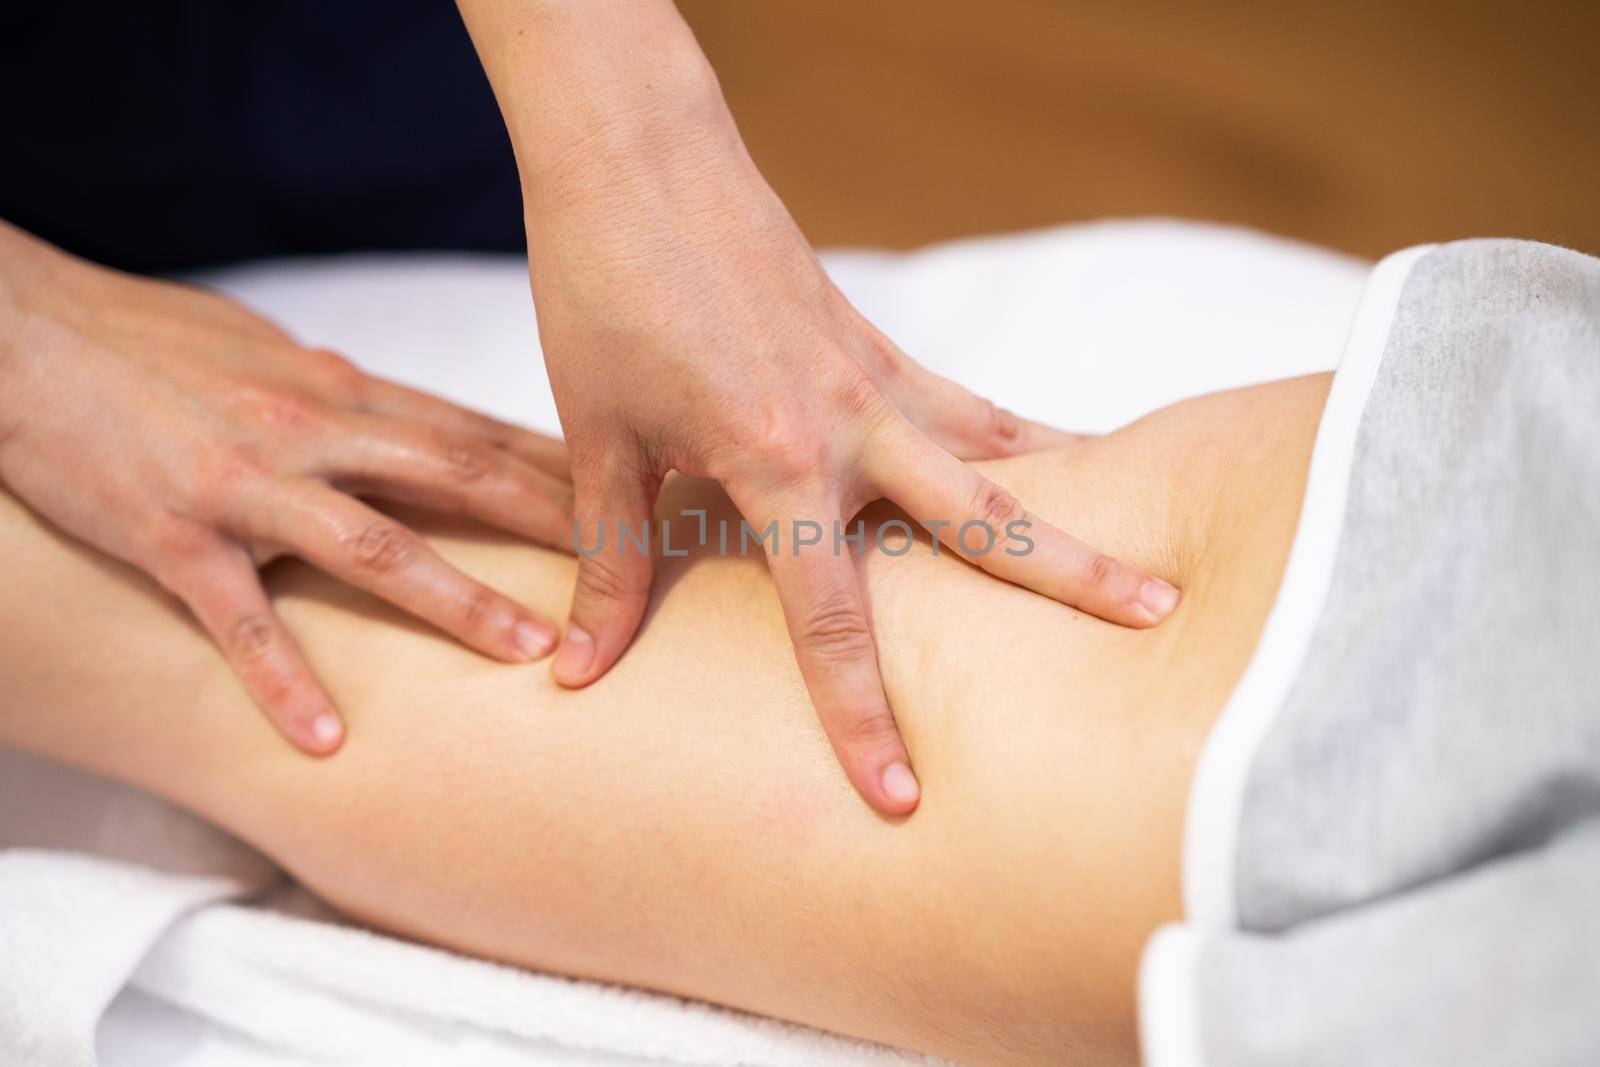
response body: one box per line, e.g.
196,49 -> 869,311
168,544 -> 344,755
865,418 -> 1180,628
243,479 -> 557,662
320,414 -> 576,549
347,368 -> 571,481
885,363 -> 1090,460
552,456 -> 660,689
741,490 -> 919,816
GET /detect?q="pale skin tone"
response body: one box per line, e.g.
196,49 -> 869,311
0,373 -> 1329,1065
0,220 -> 575,753
0,0 -> 1178,816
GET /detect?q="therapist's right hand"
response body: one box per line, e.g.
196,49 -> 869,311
0,220 -> 576,753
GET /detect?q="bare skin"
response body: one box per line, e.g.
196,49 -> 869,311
0,374 -> 1330,1065
0,219 -> 575,752
0,1 -> 1177,816
458,0 -> 1180,813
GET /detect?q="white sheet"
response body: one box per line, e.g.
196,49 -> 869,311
0,219 -> 1370,1067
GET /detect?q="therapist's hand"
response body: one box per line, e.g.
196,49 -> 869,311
462,0 -> 1182,815
0,220 -> 574,753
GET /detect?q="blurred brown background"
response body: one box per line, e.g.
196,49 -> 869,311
678,0 -> 1600,259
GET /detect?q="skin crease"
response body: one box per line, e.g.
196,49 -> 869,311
454,0 -> 1181,814
0,374 -> 1330,1065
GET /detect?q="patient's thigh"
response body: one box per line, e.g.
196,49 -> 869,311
248,528 -> 1162,1065
0,479 -> 1186,1067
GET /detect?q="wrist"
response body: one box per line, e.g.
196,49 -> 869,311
0,220 -> 74,314
522,56 -> 734,201
488,4 -> 738,208
0,221 -> 93,401
0,221 -> 37,377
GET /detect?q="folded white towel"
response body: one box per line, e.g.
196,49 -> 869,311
0,220 -> 1368,1067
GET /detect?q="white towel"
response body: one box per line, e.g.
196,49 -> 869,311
0,220 -> 1369,1067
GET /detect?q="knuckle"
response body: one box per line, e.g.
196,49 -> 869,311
226,613 -> 279,664
192,449 -> 269,516
796,598 -> 874,663
835,706 -> 901,749
970,481 -> 1025,529
1081,551 -> 1119,592
305,348 -> 365,400
247,386 -> 323,433
349,522 -> 415,575
152,518 -> 214,563
831,369 -> 890,425
862,331 -> 905,384
440,439 -> 495,482
577,551 -> 648,606
459,585 -> 502,630
576,550 -> 649,607
984,399 -> 1021,443
255,675 -> 298,719
746,415 -> 827,481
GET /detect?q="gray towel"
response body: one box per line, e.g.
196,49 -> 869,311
1144,240 -> 1600,1066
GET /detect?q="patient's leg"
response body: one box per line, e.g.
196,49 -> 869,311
0,375 -> 1327,1064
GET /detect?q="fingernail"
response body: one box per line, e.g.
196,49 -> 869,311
514,619 -> 556,661
312,713 -> 343,748
881,761 -> 920,809
1139,578 -> 1181,621
552,624 -> 595,683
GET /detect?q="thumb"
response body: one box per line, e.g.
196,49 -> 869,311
553,455 -> 660,688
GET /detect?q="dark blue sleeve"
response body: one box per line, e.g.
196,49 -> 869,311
0,1 -> 524,274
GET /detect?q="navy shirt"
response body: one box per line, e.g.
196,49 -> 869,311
1,2 -> 524,274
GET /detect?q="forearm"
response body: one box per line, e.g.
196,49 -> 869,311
453,0 -> 796,319
0,219 -> 57,385
0,220 -> 77,482
455,0 -> 738,199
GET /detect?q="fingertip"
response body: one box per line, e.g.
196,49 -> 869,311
551,623 -> 597,687
877,760 -> 921,815
1133,577 -> 1182,626
513,618 -> 557,661
301,711 -> 345,756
